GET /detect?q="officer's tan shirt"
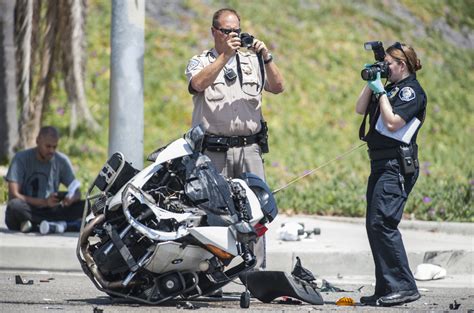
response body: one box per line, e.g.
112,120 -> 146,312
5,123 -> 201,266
185,49 -> 264,136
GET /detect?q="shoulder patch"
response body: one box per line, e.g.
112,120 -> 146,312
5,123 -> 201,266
399,87 -> 416,102
186,58 -> 200,72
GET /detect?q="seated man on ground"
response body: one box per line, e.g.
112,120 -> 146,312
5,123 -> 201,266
5,126 -> 84,234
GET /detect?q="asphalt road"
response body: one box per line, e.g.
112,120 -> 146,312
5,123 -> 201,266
1,270 -> 473,312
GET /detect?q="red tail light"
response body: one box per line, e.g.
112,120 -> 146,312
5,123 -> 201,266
254,223 -> 268,237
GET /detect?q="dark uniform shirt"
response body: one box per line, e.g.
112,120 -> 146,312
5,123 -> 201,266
366,74 -> 427,150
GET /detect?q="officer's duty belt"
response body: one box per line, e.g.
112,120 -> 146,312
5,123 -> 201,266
368,144 -> 418,161
204,133 -> 259,150
368,148 -> 399,161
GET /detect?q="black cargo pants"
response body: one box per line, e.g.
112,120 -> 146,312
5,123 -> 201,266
365,158 -> 419,296
5,198 -> 85,231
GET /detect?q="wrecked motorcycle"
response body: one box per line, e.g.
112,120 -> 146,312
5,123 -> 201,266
76,125 -> 277,305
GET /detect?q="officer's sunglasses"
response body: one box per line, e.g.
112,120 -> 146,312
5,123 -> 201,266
216,27 -> 241,35
391,42 -> 409,62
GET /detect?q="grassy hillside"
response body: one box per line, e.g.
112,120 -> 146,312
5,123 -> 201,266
4,0 -> 472,221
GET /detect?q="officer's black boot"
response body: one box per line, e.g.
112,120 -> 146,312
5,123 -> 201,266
360,294 -> 379,306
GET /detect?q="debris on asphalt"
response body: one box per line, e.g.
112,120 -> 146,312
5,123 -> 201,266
277,222 -> 304,241
336,296 -> 355,306
320,279 -> 348,292
277,296 -> 302,305
40,278 -> 55,283
291,256 -> 316,282
15,274 -> 33,285
93,307 -> 104,313
277,222 -> 321,241
414,263 -> 447,281
176,301 -> 195,309
449,300 -> 461,310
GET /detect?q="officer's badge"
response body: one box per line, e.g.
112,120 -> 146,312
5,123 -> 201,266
388,86 -> 399,99
242,65 -> 252,75
186,59 -> 200,72
399,87 -> 416,101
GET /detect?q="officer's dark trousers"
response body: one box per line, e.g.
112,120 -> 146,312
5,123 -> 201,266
366,158 -> 418,296
5,198 -> 85,231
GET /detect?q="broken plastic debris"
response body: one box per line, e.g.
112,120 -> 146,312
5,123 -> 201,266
291,256 -> 316,282
277,222 -> 304,241
320,279 -> 347,292
277,296 -> 302,305
414,263 -> 446,281
176,301 -> 195,309
449,300 -> 461,310
40,277 -> 55,283
336,297 -> 355,306
277,222 -> 320,241
15,275 -> 33,285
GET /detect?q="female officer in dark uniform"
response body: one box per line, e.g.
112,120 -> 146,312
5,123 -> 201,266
355,42 -> 427,306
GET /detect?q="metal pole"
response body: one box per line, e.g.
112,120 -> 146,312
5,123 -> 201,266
109,0 -> 145,169
0,0 -> 18,163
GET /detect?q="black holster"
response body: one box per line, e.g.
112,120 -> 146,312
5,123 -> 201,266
203,137 -> 230,152
398,144 -> 418,176
257,120 -> 269,154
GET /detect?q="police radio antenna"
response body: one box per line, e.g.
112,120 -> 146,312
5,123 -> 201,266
272,143 -> 367,194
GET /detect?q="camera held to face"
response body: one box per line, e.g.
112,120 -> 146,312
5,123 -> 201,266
361,41 -> 390,81
240,32 -> 254,48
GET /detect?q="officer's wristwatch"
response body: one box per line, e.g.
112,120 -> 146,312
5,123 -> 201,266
264,53 -> 273,64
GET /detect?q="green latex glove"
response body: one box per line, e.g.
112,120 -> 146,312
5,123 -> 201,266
367,71 -> 385,94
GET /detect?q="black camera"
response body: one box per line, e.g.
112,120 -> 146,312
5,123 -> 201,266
361,41 -> 390,81
56,191 -> 68,200
240,32 -> 254,48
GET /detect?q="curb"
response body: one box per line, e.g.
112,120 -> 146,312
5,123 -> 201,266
1,246 -> 472,277
313,215 -> 474,236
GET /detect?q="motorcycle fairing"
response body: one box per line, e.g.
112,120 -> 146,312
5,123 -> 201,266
154,138 -> 193,165
245,271 -> 324,305
188,227 -> 239,256
144,241 -> 213,273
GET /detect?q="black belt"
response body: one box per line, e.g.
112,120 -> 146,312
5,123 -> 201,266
368,144 -> 418,161
368,148 -> 398,161
204,133 -> 259,148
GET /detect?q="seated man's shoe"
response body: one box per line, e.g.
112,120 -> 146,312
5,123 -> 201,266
39,220 -> 67,235
360,294 -> 379,305
376,289 -> 420,306
20,220 -> 33,233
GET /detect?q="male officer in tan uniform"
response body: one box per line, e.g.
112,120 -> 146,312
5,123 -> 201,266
185,8 -> 284,269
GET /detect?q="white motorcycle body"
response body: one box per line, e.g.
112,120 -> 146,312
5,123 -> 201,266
77,126 -> 277,304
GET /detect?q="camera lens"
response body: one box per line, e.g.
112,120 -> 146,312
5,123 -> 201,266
240,32 -> 254,48
361,67 -> 378,81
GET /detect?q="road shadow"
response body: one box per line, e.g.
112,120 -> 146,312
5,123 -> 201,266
68,296 -> 213,308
